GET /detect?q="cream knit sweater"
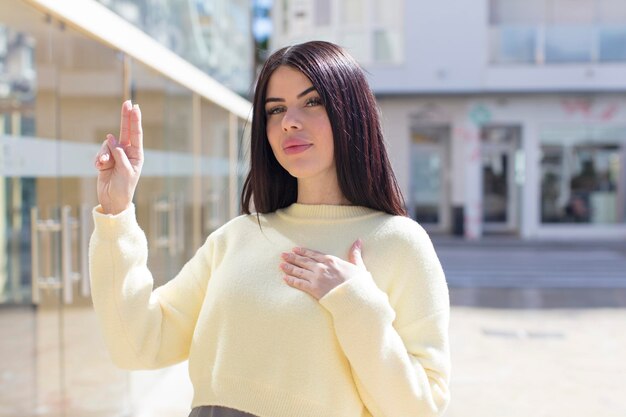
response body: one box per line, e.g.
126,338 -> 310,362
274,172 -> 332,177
89,203 -> 451,417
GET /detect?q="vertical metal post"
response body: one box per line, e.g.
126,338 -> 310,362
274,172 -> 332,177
192,93 -> 202,248
61,206 -> 72,304
31,207 -> 40,304
123,53 -> 132,101
80,205 -> 91,297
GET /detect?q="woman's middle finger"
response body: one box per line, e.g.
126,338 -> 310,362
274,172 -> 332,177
279,262 -> 313,282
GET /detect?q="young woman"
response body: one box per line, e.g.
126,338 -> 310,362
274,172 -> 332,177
91,41 -> 451,417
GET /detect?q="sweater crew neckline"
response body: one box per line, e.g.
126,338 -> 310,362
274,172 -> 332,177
277,203 -> 378,221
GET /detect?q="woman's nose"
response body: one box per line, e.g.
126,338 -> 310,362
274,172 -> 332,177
281,108 -> 303,131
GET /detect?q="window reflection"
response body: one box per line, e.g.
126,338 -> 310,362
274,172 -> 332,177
490,0 -> 626,64
493,26 -> 536,64
541,129 -> 624,224
599,26 -> 626,61
545,26 -> 594,63
0,25 -> 36,103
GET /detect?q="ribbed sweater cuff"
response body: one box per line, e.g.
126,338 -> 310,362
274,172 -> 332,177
92,203 -> 143,240
319,273 -> 395,326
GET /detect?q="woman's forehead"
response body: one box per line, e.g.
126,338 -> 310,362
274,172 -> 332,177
266,66 -> 315,97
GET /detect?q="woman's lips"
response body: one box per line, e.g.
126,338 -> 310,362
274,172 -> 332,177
283,137 -> 312,155
284,144 -> 313,155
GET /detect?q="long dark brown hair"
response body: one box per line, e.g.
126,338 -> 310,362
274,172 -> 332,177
241,41 -> 407,216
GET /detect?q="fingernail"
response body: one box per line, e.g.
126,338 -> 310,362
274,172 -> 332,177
133,104 -> 139,110
99,153 -> 110,163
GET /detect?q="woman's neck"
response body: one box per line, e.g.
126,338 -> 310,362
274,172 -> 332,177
296,177 -> 351,206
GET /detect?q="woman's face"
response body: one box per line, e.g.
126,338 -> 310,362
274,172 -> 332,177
264,65 -> 335,184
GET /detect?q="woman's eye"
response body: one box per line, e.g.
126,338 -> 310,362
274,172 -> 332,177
266,106 -> 284,116
305,97 -> 323,107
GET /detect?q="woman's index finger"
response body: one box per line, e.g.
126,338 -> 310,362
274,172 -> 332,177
130,104 -> 143,149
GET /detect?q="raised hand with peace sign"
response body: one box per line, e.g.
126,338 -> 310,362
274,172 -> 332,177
94,100 -> 144,215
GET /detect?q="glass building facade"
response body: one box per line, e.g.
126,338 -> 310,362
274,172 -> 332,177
0,1 -> 251,415
95,0 -> 254,96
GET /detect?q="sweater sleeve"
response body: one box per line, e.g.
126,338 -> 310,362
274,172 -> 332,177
318,221 -> 451,417
88,204 -> 210,370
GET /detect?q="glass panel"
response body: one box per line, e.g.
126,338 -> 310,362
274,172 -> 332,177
132,61 -> 195,283
51,17 -> 129,417
129,58 -> 203,414
482,151 -> 509,222
481,126 -> 520,229
0,2 -> 63,415
540,127 -> 625,224
201,100 -> 230,235
373,30 -> 401,63
410,146 -> 442,224
409,126 -> 448,227
95,0 -> 253,95
492,26 -> 537,64
545,25 -> 593,63
599,26 -> 626,62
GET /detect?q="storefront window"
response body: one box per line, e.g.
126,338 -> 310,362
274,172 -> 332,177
540,126 -> 625,224
491,26 -> 537,64
545,25 -> 594,63
599,26 -> 626,61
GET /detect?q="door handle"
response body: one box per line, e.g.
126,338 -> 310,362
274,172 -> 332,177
152,197 -> 171,250
30,207 -> 62,304
61,205 -> 83,304
152,194 -> 184,256
204,188 -> 223,234
30,205 -> 87,305
173,193 -> 184,255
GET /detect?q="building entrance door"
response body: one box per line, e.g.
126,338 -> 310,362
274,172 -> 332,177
410,125 -> 451,233
481,126 -> 522,233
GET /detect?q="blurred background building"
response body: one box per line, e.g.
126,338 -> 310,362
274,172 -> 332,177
0,0 -> 253,415
272,0 -> 626,240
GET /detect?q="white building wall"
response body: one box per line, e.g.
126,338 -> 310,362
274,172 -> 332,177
379,94 -> 626,240
273,0 -> 626,93
369,0 -> 488,93
271,0 -> 626,240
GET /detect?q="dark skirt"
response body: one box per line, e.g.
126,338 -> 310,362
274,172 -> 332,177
188,405 -> 259,417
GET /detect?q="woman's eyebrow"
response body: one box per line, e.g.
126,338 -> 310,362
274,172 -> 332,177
265,86 -> 317,103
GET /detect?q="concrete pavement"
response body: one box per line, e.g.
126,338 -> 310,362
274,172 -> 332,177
446,307 -> 626,417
